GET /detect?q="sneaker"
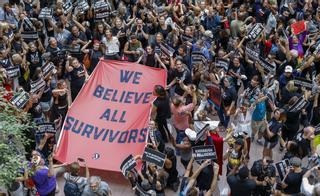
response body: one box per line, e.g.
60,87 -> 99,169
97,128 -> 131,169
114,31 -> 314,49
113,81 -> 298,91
257,139 -> 263,145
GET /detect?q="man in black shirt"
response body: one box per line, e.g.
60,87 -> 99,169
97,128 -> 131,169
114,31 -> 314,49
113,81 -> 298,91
167,59 -> 192,96
227,166 -> 256,196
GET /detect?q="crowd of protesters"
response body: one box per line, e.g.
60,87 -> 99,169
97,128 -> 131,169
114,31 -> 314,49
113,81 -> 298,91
2,0 -> 320,195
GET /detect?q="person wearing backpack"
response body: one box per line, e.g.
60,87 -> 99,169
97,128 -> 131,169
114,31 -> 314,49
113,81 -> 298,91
63,159 -> 90,196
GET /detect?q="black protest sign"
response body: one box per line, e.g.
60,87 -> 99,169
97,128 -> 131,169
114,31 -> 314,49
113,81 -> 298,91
215,58 -> 229,71
21,31 -> 39,41
94,0 -> 110,12
257,56 -> 275,74
63,2 -> 73,15
9,90 -> 30,109
120,154 -> 137,176
314,41 -> 320,55
181,34 -> 193,43
23,17 -> 34,31
160,43 -> 175,58
294,77 -> 313,90
36,123 -> 56,135
192,145 -> 217,161
195,124 -> 210,143
5,66 -> 20,79
245,46 -> 259,61
135,184 -> 152,196
30,77 -> 46,94
41,62 -> 55,78
247,23 -> 264,41
38,7 -> 53,19
149,129 -> 157,146
275,159 -> 290,180
288,96 -> 309,112
95,12 -> 110,19
192,52 -> 207,65
65,45 -> 81,54
77,0 -> 90,13
142,147 -> 166,167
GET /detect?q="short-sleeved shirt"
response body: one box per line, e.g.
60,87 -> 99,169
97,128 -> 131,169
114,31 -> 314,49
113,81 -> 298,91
222,86 -> 237,107
63,173 -> 87,192
171,103 -> 194,130
264,118 -> 282,143
283,169 -> 307,194
82,181 -> 111,196
31,167 -> 56,195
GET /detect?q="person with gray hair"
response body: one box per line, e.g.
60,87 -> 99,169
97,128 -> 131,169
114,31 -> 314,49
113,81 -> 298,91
82,176 -> 112,196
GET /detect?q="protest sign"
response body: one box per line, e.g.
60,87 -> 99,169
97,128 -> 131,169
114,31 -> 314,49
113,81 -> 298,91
181,34 -> 193,43
192,52 -> 207,65
38,7 -> 53,19
94,0 -> 111,12
275,159 -> 291,180
288,96 -> 309,112
9,89 -> 30,109
55,60 -> 166,171
30,77 -> 46,94
149,129 -> 157,146
291,20 -> 306,35
192,145 -> 217,161
215,58 -> 229,71
314,41 -> 320,54
120,154 -> 137,176
247,23 -> 264,41
257,56 -> 275,74
41,62 -> 55,78
63,2 -> 73,15
294,77 -> 313,90
5,66 -> 20,79
36,123 -> 56,135
195,124 -> 210,143
142,147 -> 166,167
21,31 -> 39,41
95,12 -> 110,19
245,46 -> 259,61
77,0 -> 90,13
23,17 -> 34,31
160,43 -> 175,58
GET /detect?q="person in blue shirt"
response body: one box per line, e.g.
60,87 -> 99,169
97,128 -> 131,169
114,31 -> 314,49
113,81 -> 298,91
251,92 -> 267,145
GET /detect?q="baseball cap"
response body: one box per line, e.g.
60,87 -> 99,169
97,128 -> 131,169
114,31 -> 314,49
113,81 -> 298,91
284,65 -> 293,73
290,157 -> 302,167
185,128 -> 197,141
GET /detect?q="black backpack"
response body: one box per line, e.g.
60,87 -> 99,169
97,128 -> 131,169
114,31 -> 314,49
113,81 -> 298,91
64,176 -> 82,196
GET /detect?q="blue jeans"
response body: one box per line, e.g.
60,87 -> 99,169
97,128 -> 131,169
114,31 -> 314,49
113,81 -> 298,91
216,106 -> 230,128
175,128 -> 186,156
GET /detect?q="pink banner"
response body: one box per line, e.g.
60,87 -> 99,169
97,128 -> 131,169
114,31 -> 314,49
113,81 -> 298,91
55,60 -> 167,171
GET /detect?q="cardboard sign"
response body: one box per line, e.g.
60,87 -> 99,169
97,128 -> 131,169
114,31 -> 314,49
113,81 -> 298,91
215,58 -> 229,71
142,147 -> 166,167
120,154 -> 137,176
192,52 -> 207,65
77,0 -> 90,13
21,31 -> 39,41
257,56 -> 275,74
275,159 -> 291,180
5,66 -> 21,79
36,123 -> 56,135
9,89 -> 30,109
181,34 -> 193,43
94,0 -> 110,12
245,46 -> 259,61
247,23 -> 264,41
95,12 -> 110,19
160,43 -> 175,58
192,145 -> 217,161
135,184 -> 152,196
30,77 -> 46,94
38,7 -> 53,19
63,2 -> 73,15
291,20 -> 306,35
195,124 -> 210,143
41,62 -> 55,78
294,77 -> 313,90
288,96 -> 309,112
